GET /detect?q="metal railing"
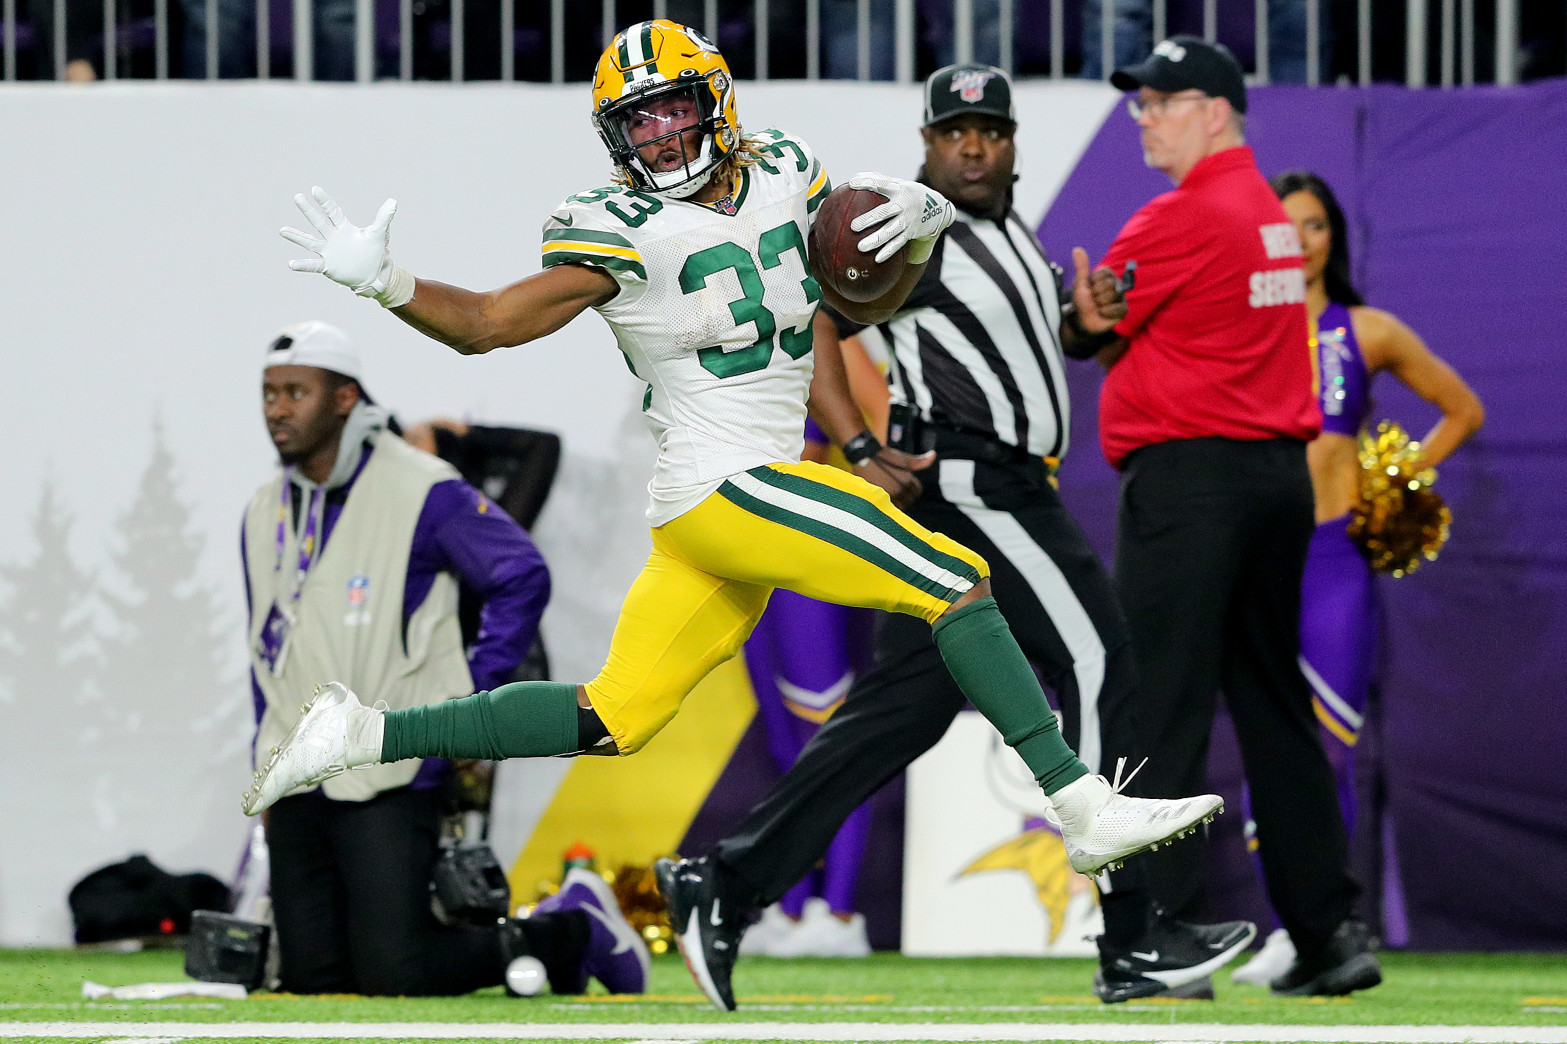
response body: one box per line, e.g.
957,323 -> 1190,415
0,0 -> 1538,86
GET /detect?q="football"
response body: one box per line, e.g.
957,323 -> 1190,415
810,185 -> 907,303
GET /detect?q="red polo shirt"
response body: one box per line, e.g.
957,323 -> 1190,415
1098,146 -> 1321,468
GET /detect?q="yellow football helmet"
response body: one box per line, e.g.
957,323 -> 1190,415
591,20 -> 740,198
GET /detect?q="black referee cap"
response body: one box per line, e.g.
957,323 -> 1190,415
1111,36 -> 1248,115
923,63 -> 1016,128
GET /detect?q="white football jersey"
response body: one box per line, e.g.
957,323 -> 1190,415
542,129 -> 832,526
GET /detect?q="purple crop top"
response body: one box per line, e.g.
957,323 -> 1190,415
1316,300 -> 1370,437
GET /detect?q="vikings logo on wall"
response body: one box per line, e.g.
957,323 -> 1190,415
950,69 -> 997,103
345,573 -> 371,626
959,734 -> 1101,954
903,713 -> 1100,956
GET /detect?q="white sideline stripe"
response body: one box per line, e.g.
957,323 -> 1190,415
3,1024 -> 1567,1042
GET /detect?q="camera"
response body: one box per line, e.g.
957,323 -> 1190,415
185,910 -> 273,991
431,843 -> 512,925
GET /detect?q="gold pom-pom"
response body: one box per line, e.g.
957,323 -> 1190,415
1347,421 -> 1452,577
607,862 -> 676,956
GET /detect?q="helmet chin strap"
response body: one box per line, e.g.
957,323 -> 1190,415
639,135 -> 722,199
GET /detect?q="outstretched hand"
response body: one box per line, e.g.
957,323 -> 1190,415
1071,246 -> 1127,333
280,187 -> 404,301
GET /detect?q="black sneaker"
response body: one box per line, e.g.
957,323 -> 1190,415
1095,914 -> 1256,1003
654,856 -> 755,1012
1095,969 -> 1215,1000
1270,919 -> 1382,997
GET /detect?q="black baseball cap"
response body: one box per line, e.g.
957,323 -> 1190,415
923,63 -> 1016,128
1111,36 -> 1247,114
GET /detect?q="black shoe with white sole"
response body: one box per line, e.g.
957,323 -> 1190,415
1270,919 -> 1382,997
654,856 -> 756,1012
1095,914 -> 1256,1004
1094,969 -> 1216,1001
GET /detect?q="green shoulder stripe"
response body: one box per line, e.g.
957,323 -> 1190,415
542,251 -> 647,281
542,226 -> 635,248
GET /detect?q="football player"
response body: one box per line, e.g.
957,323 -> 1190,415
254,19 -> 1225,1011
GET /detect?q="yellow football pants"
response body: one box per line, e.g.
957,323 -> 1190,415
584,460 -> 989,754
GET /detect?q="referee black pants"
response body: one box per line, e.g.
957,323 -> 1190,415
712,438 -> 1140,906
267,786 -> 505,995
1102,438 -> 1359,961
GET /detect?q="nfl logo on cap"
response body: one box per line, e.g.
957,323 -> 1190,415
951,68 -> 996,102
923,63 -> 1016,128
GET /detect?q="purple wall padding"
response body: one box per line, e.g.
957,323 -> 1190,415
1041,80 -> 1567,951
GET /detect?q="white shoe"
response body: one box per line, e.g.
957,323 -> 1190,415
241,682 -> 381,816
770,897 -> 871,958
1232,928 -> 1297,986
1052,758 -> 1223,875
739,904 -> 798,957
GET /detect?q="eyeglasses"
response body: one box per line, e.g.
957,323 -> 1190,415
1126,91 -> 1210,120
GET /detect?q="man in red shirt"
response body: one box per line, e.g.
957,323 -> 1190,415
1067,36 -> 1380,1000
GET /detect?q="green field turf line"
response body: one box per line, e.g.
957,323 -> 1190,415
3,1023 -> 1567,1042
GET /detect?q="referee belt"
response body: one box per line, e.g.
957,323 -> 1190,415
930,425 -> 1060,483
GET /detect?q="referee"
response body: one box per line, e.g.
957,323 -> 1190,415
688,64 -> 1252,1004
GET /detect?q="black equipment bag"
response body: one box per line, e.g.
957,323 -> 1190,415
68,854 -> 230,944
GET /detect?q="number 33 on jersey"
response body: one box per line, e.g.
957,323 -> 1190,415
541,129 -> 834,526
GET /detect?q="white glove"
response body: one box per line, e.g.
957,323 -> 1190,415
847,173 -> 955,265
280,186 -> 415,308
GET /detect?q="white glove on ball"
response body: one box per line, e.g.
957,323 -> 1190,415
846,173 -> 955,265
280,187 -> 415,308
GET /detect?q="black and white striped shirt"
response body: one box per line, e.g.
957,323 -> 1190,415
838,206 -> 1071,460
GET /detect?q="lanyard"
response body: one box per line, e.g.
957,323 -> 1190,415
275,471 -> 324,612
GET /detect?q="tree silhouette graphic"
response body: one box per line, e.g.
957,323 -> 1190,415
99,419 -> 235,736
0,477 -> 103,943
92,418 -> 248,858
0,477 -> 98,709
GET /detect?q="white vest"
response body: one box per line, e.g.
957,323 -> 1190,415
244,431 -> 475,802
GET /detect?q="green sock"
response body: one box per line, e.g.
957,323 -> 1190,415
381,681 -> 581,762
932,596 -> 1089,795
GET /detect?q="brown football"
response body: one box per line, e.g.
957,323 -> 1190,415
809,185 -> 907,304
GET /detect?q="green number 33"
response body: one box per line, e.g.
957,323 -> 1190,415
679,220 -> 821,379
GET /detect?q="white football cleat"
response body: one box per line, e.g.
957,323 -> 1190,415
1232,927 -> 1297,986
241,682 -> 381,816
1051,758 -> 1223,876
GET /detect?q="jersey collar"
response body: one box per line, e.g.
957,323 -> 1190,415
686,166 -> 751,216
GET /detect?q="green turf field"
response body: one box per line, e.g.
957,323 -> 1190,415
2,947 -> 1566,1042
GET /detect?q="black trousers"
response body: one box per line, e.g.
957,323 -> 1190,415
713,433 -> 1141,906
267,786 -> 505,995
1101,438 -> 1359,960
